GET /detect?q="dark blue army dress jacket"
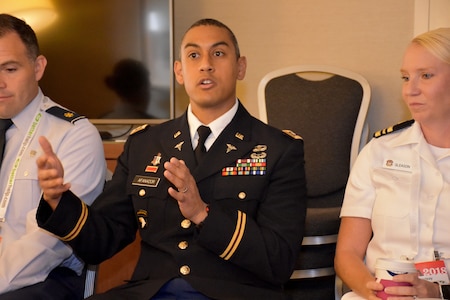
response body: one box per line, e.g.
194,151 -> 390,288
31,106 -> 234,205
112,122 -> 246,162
37,102 -> 307,300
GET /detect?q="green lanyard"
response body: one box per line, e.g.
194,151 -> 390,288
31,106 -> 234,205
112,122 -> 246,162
0,111 -> 42,222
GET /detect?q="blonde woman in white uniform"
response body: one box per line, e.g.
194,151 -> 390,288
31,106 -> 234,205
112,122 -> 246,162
335,28 -> 450,300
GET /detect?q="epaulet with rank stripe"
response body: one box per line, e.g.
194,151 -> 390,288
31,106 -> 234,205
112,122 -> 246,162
130,124 -> 150,135
45,106 -> 85,124
282,129 -> 303,140
373,119 -> 414,138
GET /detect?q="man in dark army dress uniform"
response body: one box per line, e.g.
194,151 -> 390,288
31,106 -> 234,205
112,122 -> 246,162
36,18 -> 307,299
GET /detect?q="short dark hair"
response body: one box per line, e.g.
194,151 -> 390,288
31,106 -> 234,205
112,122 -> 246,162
0,14 -> 40,60
185,18 -> 241,59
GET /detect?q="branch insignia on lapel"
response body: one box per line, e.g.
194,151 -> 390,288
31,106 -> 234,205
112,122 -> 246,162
174,141 -> 184,151
226,144 -> 237,153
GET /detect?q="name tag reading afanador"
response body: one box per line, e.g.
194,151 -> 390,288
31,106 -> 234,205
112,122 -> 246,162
132,175 -> 160,188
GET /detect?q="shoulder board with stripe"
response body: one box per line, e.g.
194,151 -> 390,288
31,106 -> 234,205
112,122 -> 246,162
282,129 -> 303,140
45,106 -> 85,124
130,124 -> 150,135
373,119 -> 414,138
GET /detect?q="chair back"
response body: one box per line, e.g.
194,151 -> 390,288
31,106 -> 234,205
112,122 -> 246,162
258,65 -> 371,299
258,65 -> 370,207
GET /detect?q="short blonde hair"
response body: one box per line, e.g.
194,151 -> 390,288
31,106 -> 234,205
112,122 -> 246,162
412,27 -> 450,64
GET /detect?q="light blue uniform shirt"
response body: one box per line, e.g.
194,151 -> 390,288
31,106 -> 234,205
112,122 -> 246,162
0,89 -> 106,293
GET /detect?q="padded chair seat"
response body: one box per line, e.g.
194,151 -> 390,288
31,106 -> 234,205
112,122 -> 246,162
304,206 -> 341,236
298,206 -> 341,271
284,275 -> 336,300
296,242 -> 337,270
304,187 -> 344,236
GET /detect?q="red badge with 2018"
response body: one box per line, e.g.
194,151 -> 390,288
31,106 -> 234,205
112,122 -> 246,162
375,257 -> 450,300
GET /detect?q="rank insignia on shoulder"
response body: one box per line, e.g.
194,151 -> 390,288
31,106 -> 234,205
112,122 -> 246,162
130,124 -> 149,135
373,119 -> 414,138
282,129 -> 303,140
45,106 -> 85,124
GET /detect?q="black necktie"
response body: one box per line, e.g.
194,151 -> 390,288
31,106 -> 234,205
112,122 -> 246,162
0,119 -> 12,168
194,125 -> 211,165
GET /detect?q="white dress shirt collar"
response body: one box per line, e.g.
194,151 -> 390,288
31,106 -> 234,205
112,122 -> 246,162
187,99 -> 239,150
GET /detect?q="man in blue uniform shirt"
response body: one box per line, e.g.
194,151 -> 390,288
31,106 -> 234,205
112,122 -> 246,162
36,18 -> 307,299
0,14 -> 105,299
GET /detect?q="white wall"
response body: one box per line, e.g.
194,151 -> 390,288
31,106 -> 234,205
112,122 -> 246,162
415,0 -> 450,35
173,0 -> 415,136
